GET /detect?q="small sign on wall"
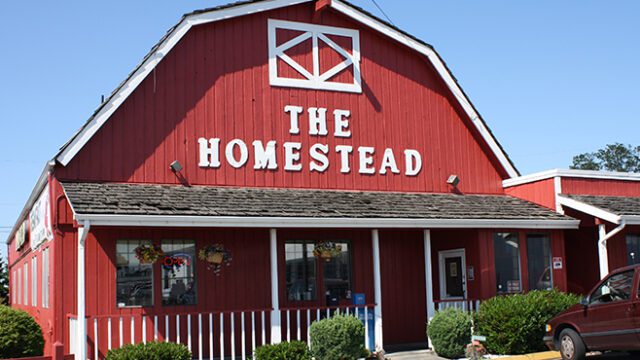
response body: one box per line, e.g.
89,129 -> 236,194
467,266 -> 475,281
553,257 -> 563,270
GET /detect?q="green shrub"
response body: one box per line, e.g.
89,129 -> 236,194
105,341 -> 191,360
310,314 -> 365,360
476,289 -> 580,355
253,341 -> 311,360
0,305 -> 44,358
427,308 -> 472,358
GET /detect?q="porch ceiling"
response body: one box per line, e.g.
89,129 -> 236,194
61,182 -> 578,229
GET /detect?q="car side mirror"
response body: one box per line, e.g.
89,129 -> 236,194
579,297 -> 589,307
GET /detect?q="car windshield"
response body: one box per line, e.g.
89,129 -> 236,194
589,270 -> 634,305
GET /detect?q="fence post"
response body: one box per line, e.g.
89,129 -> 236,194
53,341 -> 64,360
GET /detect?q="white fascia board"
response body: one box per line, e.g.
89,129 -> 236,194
330,0 -> 519,179
622,216 -> 640,225
556,195 -> 621,224
5,161 -> 55,244
56,0 -> 311,166
74,213 -> 579,229
503,169 -> 640,188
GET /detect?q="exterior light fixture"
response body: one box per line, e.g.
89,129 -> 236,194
447,174 -> 460,187
170,160 -> 183,173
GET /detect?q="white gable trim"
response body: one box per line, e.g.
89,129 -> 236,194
556,195 -> 622,224
55,0 -> 519,179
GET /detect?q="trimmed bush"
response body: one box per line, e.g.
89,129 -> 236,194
476,289 -> 580,355
310,314 -> 365,360
0,305 -> 44,358
105,341 -> 191,360
253,341 -> 311,360
427,308 -> 472,358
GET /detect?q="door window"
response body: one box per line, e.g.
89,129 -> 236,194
590,270 -> 634,305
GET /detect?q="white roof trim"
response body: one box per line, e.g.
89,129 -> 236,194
55,0 -> 519,179
622,215 -> 640,225
74,213 -> 578,229
503,169 -> 640,188
556,195 -> 622,224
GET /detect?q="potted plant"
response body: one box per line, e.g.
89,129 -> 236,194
198,244 -> 232,275
313,242 -> 342,261
134,244 -> 164,264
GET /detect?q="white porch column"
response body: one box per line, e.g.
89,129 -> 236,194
424,229 -> 435,348
76,221 -> 90,360
269,228 -> 282,344
598,224 -> 609,280
371,229 -> 383,351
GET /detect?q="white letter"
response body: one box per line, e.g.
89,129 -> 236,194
225,139 -> 248,168
333,109 -> 351,138
404,149 -> 422,176
379,148 -> 400,174
198,137 -> 221,168
252,140 -> 278,170
308,107 -> 328,136
335,145 -> 353,174
284,105 -> 303,135
309,143 -> 329,172
284,142 -> 302,171
358,147 -> 375,174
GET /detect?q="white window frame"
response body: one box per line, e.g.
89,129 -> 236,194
268,19 -> 362,93
42,248 -> 50,308
12,270 -> 16,304
31,257 -> 37,306
23,263 -> 28,305
438,248 -> 467,300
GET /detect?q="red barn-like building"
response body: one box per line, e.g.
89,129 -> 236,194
7,1 -> 640,359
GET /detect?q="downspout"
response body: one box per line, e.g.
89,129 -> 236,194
598,220 -> 626,279
76,220 -> 91,360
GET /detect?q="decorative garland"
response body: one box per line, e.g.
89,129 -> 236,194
198,244 -> 232,275
134,244 -> 164,264
313,242 -> 343,262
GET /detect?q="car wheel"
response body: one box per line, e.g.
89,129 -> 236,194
558,329 -> 586,360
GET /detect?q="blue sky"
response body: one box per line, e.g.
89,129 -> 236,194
0,1 -> 638,246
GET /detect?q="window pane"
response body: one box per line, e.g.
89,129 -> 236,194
590,270 -> 634,304
42,248 -> 49,308
323,242 -> 352,302
116,240 -> 153,307
23,263 -> 28,305
31,257 -> 37,306
161,240 -> 197,306
286,242 -> 316,301
494,233 -> 521,293
527,234 -> 552,291
626,234 -> 640,265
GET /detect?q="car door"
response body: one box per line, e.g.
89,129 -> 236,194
579,269 -> 637,350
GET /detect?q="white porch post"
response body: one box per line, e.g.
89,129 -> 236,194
76,221 -> 90,360
269,228 -> 282,344
424,229 -> 435,348
598,224 -> 609,280
371,229 -> 383,351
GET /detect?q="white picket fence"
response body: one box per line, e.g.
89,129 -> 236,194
435,299 -> 481,312
69,304 -> 375,360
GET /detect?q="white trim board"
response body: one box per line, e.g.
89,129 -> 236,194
73,213 -> 579,229
54,0 -> 519,179
503,169 -> 640,188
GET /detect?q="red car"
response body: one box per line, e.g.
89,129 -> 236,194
544,265 -> 640,360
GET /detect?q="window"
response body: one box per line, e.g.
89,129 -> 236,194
31,257 -> 37,306
23,263 -> 28,305
494,233 -> 521,293
286,242 -> 317,301
17,268 -> 21,305
285,240 -> 352,303
42,248 -> 49,308
161,240 -> 196,306
12,271 -> 16,304
116,240 -> 153,307
626,234 -> 640,265
590,270 -> 634,305
526,234 -> 552,291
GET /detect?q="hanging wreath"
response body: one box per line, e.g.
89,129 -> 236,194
134,244 -> 164,264
198,244 -> 232,275
313,242 -> 342,262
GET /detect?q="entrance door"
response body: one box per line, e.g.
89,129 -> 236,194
439,249 -> 467,299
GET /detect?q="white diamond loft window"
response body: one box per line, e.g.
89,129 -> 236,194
268,19 -> 362,93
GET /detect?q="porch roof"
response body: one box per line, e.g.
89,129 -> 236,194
558,194 -> 640,225
61,182 -> 578,229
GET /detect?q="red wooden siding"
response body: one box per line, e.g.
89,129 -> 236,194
561,178 -> 640,197
504,178 -> 556,210
56,3 -> 507,194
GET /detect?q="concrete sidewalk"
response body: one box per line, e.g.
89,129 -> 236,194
386,349 -> 444,360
